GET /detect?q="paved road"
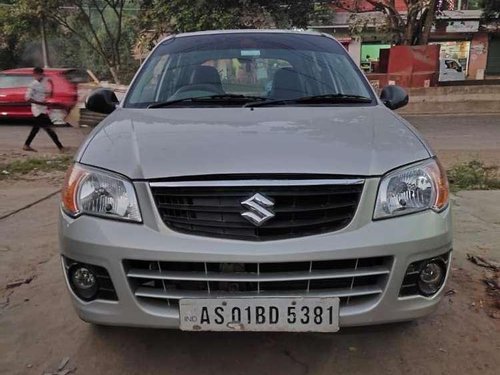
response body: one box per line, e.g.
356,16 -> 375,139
1,115 -> 499,167
405,114 -> 500,167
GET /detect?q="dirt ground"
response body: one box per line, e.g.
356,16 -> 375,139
1,115 -> 499,375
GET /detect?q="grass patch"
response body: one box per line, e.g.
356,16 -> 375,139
447,160 -> 500,192
0,155 -> 72,179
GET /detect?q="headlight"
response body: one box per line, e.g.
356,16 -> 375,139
374,158 -> 449,219
61,164 -> 142,222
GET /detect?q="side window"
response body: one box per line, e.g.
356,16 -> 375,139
0,75 -> 8,88
63,69 -> 89,84
0,75 -> 32,88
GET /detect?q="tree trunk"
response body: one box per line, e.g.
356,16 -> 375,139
419,0 -> 437,45
108,66 -> 121,85
40,16 -> 50,67
402,19 -> 415,45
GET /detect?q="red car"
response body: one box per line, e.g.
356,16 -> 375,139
0,68 -> 85,122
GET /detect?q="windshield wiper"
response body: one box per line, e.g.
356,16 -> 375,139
244,94 -> 373,108
148,94 -> 268,108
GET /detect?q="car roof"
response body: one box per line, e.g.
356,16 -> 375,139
1,68 -> 74,75
160,29 -> 332,44
176,29 -> 324,37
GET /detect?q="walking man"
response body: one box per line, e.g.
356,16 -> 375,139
23,67 -> 65,152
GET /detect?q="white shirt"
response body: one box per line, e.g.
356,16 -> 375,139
25,79 -> 48,117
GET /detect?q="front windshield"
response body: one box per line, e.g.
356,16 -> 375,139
124,32 -> 374,108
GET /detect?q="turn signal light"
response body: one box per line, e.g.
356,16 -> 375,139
61,164 -> 87,216
432,159 -> 449,211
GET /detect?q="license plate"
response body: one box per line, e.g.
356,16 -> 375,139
179,297 -> 339,332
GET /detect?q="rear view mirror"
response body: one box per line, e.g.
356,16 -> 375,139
86,88 -> 118,114
380,85 -> 409,110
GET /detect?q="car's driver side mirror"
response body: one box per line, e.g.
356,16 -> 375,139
380,85 -> 409,110
86,88 -> 118,114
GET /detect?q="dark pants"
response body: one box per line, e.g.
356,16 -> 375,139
24,114 -> 63,149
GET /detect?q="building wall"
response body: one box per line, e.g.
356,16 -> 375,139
468,33 -> 489,79
348,38 -> 362,66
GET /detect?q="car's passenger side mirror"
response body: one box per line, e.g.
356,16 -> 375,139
380,85 -> 409,110
86,88 -> 118,114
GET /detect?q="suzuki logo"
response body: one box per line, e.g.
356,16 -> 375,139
240,193 -> 275,226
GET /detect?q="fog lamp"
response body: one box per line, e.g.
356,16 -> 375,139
417,260 -> 446,296
69,265 -> 98,300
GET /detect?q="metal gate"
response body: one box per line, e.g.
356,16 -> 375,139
486,36 -> 500,75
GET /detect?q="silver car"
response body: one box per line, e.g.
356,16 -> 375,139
60,30 -> 452,332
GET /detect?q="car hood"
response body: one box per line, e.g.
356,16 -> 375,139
78,106 -> 431,179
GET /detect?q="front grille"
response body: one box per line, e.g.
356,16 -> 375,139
124,256 -> 392,308
150,179 -> 364,241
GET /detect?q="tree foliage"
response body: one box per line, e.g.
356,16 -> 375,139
135,0 -> 333,51
0,0 -> 41,69
333,0 -> 454,45
482,0 -> 500,19
13,0 -> 136,83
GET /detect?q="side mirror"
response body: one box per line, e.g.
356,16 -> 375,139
86,88 -> 118,114
380,85 -> 409,110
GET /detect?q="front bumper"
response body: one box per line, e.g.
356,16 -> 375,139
59,178 -> 453,329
